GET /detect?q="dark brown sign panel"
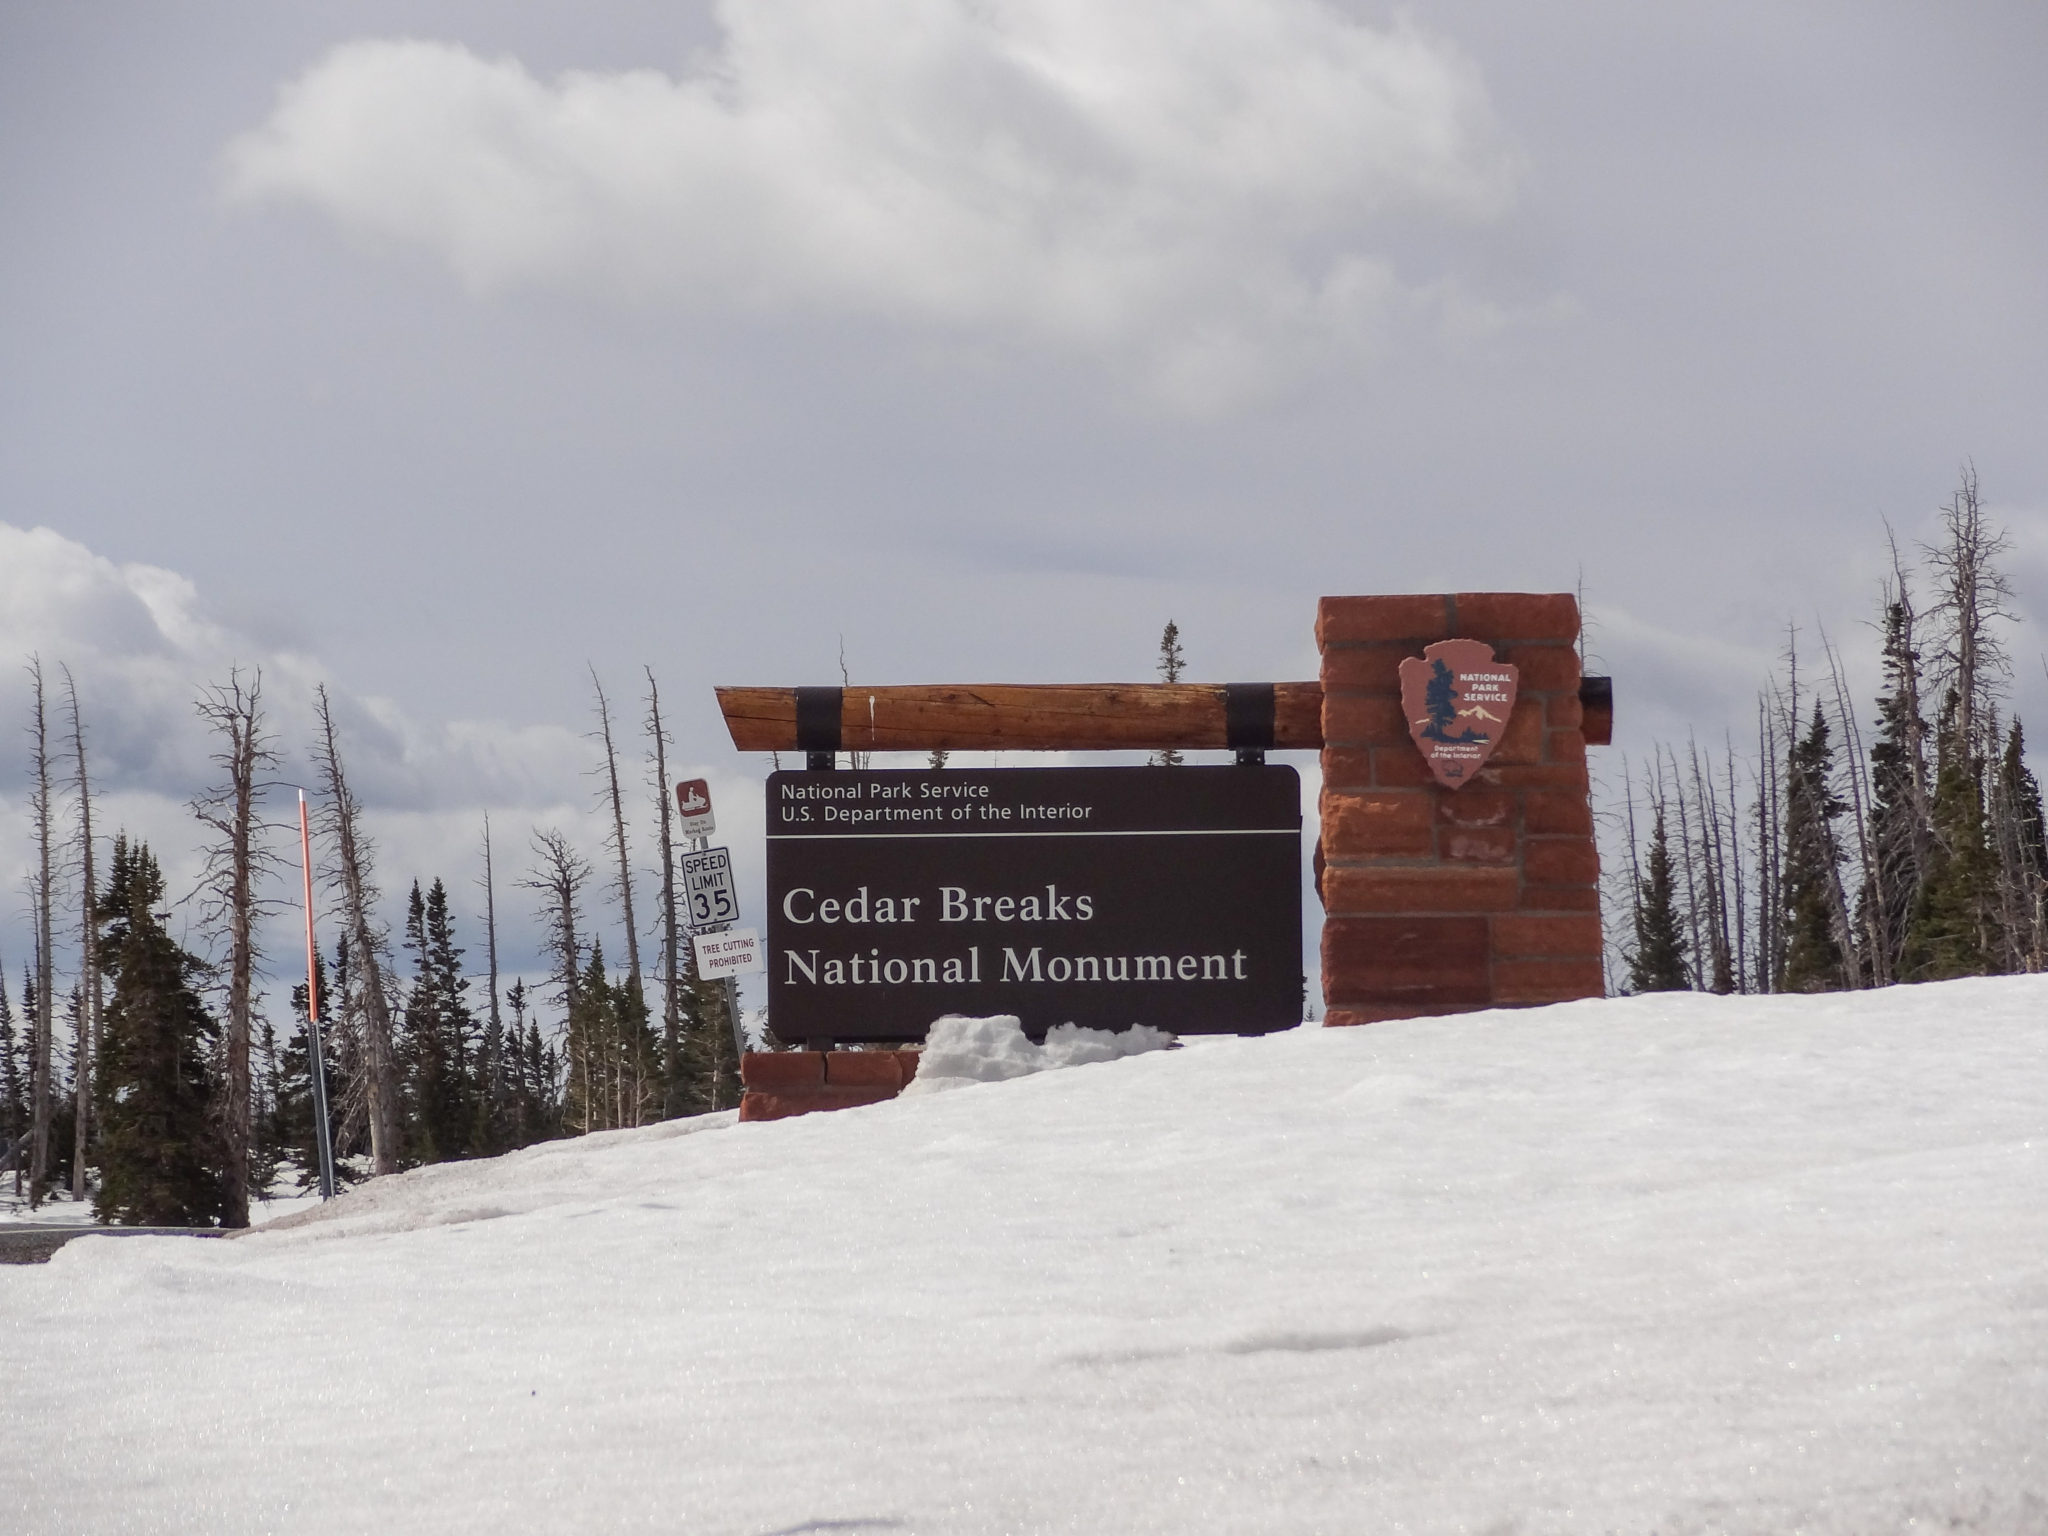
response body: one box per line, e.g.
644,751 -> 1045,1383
766,766 -> 1302,1042
1398,639 -> 1520,789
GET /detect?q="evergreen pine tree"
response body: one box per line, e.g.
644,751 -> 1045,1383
1903,691 -> 2003,978
0,969 -> 23,1178
1990,719 -> 2047,969
92,837 -> 226,1226
250,1016 -> 285,1198
1151,620 -> 1186,767
400,879 -> 476,1163
1861,600 -> 1931,983
1627,807 -> 1689,992
1779,704 -> 1850,992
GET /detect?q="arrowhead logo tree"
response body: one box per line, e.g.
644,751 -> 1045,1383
1398,639 -> 1520,789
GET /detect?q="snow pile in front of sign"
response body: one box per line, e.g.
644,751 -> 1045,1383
8,978 -> 2048,1534
901,1013 -> 1175,1095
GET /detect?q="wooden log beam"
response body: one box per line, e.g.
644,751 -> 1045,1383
715,683 -> 1325,753
717,679 -> 1615,754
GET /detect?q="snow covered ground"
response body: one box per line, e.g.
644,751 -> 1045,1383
4,978 -> 2045,1534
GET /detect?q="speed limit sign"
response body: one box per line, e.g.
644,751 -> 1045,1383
681,846 -> 740,931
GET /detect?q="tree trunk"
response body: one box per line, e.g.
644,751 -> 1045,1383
26,657 -> 56,1207
63,667 -> 101,1202
311,685 -> 402,1176
644,669 -> 684,1119
590,670 -> 643,994
194,670 -> 275,1226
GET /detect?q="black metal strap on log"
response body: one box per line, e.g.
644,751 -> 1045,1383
796,686 -> 843,771
1224,683 -> 1276,766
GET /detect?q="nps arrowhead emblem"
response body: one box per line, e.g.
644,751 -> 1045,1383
1398,639 -> 1520,790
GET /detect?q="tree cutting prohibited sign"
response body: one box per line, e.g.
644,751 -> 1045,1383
682,846 -> 740,930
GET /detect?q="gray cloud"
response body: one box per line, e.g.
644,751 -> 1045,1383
222,5 -> 1519,408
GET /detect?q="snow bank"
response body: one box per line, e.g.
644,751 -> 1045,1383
4,979 -> 2046,1534
902,1013 -> 1175,1095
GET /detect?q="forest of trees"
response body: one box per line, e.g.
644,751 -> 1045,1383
0,665 -> 741,1226
1618,468 -> 2048,995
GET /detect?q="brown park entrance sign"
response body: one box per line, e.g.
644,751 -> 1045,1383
766,765 -> 1303,1043
1398,639 -> 1520,789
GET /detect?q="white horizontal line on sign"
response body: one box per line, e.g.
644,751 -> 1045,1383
767,828 -> 1299,841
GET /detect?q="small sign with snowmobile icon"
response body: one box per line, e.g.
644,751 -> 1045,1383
1398,639 -> 1519,789
676,778 -> 716,838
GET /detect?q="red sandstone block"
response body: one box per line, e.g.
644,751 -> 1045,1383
1324,1005 -> 1444,1027
1518,886 -> 1604,912
1322,788 -> 1434,858
896,1050 -> 922,1088
1321,747 -> 1373,791
1326,914 -> 1490,970
739,1087 -> 901,1122
1490,957 -> 1605,1004
1437,788 -> 1513,828
1322,692 -> 1407,746
1545,730 -> 1588,767
1499,644 -> 1582,691
741,1052 -> 826,1091
1452,592 -> 1580,642
1320,646 -> 1408,692
1320,864 -> 1519,913
824,1052 -> 911,1089
1325,917 -> 1491,1005
1370,746 -> 1438,788
1327,977 -> 1493,1010
1486,702 -> 1546,767
1442,826 -> 1516,865
1524,837 -> 1601,885
1318,595 -> 1452,646
1485,763 -> 1590,792
1491,913 -> 1605,959
1522,790 -> 1593,836
1546,692 -> 1585,730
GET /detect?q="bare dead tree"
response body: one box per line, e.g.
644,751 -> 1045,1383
524,828 -> 591,1134
1755,694 -> 1784,993
1725,741 -> 1749,992
588,668 -> 643,996
1686,737 -> 1735,993
644,668 -> 684,1118
26,657 -> 57,1206
61,666 -> 102,1201
1923,464 -> 2014,768
192,669 -> 281,1226
1818,629 -> 1877,986
478,816 -> 504,1123
310,685 -> 401,1176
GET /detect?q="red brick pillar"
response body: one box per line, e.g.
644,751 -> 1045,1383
1317,593 -> 1603,1024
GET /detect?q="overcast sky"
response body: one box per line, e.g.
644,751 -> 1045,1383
5,1 -> 2048,1016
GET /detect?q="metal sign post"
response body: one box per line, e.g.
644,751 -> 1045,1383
677,780 -> 753,1065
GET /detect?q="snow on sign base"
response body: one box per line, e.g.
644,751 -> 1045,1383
692,925 -> 762,977
7,977 -> 2046,1535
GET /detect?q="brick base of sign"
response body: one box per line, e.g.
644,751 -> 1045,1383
739,1050 -> 923,1121
1318,593 -> 1604,1023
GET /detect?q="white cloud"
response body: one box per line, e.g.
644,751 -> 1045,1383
222,1 -> 1520,407
0,523 -> 755,1004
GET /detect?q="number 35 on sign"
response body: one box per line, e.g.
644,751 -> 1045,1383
682,847 -> 740,930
